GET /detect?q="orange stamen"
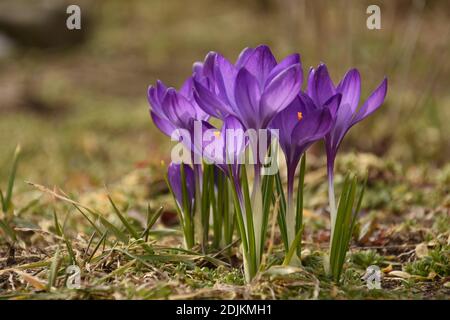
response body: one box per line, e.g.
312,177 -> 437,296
297,112 -> 303,121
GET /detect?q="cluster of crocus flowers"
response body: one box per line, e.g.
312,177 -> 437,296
147,45 -> 387,282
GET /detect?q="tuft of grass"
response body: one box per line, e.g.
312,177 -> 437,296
329,174 -> 366,282
405,245 -> 450,278
0,145 -> 21,242
350,250 -> 385,269
47,248 -> 61,291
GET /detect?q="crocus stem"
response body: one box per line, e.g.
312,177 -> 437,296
327,158 -> 337,249
286,167 -> 301,266
228,166 -> 254,282
286,168 -> 295,246
193,164 -> 203,249
251,163 -> 263,266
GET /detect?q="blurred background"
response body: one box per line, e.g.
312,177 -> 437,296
0,0 -> 448,189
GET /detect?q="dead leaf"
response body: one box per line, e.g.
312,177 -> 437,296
427,271 -> 437,280
301,248 -> 311,257
263,265 -> 302,276
415,243 -> 429,258
358,217 -> 378,243
388,270 -> 411,279
382,264 -> 393,273
14,270 -> 47,291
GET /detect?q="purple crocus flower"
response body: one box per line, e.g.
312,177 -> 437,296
148,78 -> 208,137
270,92 -> 339,248
194,45 -> 303,208
307,64 -> 387,228
271,93 -> 339,196
193,45 -> 303,131
194,45 -> 303,264
149,78 -> 209,238
200,115 -> 249,252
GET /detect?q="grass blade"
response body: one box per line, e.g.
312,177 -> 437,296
72,204 -> 103,235
3,145 -> 20,213
282,224 -> 304,266
98,214 -> 128,243
47,247 -> 60,290
141,205 -> 163,241
53,210 -> 63,237
108,195 -> 140,239
274,171 -> 288,251
0,189 -> 4,210
330,174 -> 351,279
0,219 -> 16,241
227,165 -> 248,254
329,174 -> 364,282
63,233 -> 76,266
87,231 -> 108,263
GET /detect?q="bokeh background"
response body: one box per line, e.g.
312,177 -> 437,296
0,0 -> 449,189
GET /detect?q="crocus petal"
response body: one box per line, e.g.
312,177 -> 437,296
234,68 -> 261,129
163,89 -> 197,127
336,69 -> 361,114
306,67 -> 315,96
324,93 -> 356,152
147,81 -> 168,116
193,80 -> 233,119
297,92 -> 318,111
223,116 -> 247,177
179,77 -> 194,98
167,162 -> 195,208
200,121 -> 223,165
293,108 -> 333,146
270,95 -> 303,146
180,77 -> 209,121
351,78 -> 388,125
269,97 -> 300,164
201,52 -> 217,81
308,64 -> 336,106
323,93 -> 342,119
222,115 -> 247,163
150,111 -> 176,137
147,85 -> 162,114
273,94 -> 333,174
148,75 -> 210,139
200,116 -> 246,176
242,45 -> 277,88
192,61 -> 203,78
155,80 -> 168,102
214,54 -> 237,107
260,63 -> 302,128
266,53 -> 301,86
235,47 -> 255,69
